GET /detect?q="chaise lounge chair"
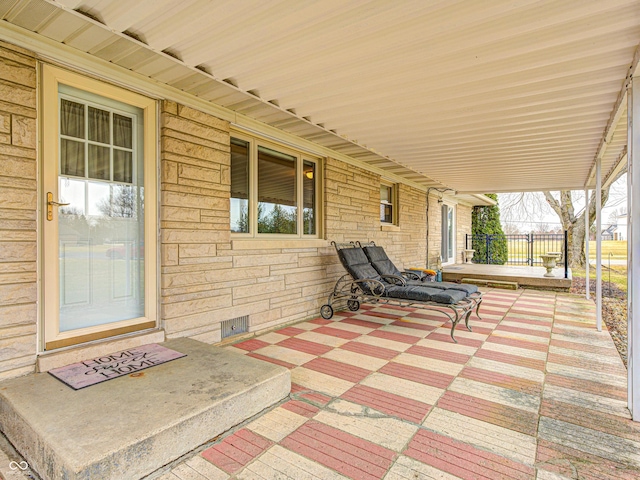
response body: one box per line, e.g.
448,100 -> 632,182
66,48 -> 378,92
320,242 -> 476,342
360,242 -> 482,319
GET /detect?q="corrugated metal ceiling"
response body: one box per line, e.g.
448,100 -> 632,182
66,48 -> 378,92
2,0 -> 639,193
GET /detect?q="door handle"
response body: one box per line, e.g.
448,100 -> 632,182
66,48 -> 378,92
47,192 -> 70,221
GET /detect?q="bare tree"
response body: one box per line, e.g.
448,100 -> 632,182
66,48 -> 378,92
500,169 -> 627,268
534,223 -> 550,234
503,223 -> 520,234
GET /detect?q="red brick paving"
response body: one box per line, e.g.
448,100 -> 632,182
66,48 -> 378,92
199,290 -> 637,480
247,352 -> 296,369
341,384 -> 432,423
550,339 -> 615,355
547,353 -> 620,373
276,326 -> 307,336
201,428 -> 272,474
303,357 -> 372,383
277,337 -> 333,356
369,329 -> 422,344
366,311 -> 403,320
486,335 -> 548,352
437,390 -> 538,436
406,311 -> 449,321
281,399 -> 320,418
390,320 -> 437,332
509,308 -> 553,317
379,362 -> 453,389
454,323 -> 494,335
405,345 -> 470,364
545,373 -> 627,401
340,318 -> 385,329
232,338 -> 270,351
460,366 -> 543,396
313,325 -> 362,340
428,332 -> 482,347
405,429 -> 534,480
503,316 -> 551,327
281,421 -> 396,480
291,383 -> 333,406
309,317 -> 333,325
339,340 -> 399,360
495,324 -> 551,338
475,349 -> 546,371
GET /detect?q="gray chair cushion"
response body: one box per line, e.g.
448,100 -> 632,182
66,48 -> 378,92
421,281 -> 479,295
430,289 -> 468,304
363,246 -> 404,277
384,285 -> 438,302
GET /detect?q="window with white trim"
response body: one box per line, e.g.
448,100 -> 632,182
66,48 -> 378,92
380,182 -> 397,224
230,133 -> 320,237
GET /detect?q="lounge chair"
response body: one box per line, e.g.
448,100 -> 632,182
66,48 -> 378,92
360,242 -> 483,319
320,242 -> 475,342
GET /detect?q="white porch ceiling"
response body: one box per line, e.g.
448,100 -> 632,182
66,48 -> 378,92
2,0 -> 639,193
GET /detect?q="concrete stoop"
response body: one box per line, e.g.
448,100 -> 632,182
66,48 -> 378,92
0,338 -> 290,480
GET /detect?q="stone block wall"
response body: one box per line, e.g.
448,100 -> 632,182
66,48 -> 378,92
0,43 -> 38,381
160,101 -> 232,343
0,44 -> 474,380
324,157 -> 427,270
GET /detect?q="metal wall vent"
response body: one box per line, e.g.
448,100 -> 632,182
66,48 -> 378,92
221,315 -> 249,339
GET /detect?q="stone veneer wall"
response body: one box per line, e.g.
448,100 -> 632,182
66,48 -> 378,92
160,134 -> 429,343
0,45 -> 467,379
0,43 -> 38,381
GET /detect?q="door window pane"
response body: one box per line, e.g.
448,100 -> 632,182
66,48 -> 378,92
114,150 -> 133,183
303,161 -> 315,235
88,144 -> 110,180
113,114 -> 132,148
88,106 -> 110,144
60,99 -> 84,138
231,138 -> 250,233
61,139 -> 85,177
258,146 -> 296,234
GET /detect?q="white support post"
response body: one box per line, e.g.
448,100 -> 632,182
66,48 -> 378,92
596,158 -> 602,332
629,77 -> 640,420
585,189 -> 590,299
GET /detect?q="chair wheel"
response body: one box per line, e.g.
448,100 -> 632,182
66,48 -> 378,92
347,300 -> 360,311
320,305 -> 334,319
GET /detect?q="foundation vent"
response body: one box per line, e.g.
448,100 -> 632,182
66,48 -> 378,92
221,315 -> 249,339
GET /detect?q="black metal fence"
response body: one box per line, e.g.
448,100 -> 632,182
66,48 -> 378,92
465,231 -> 569,278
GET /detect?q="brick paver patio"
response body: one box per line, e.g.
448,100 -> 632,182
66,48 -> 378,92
157,288 -> 639,480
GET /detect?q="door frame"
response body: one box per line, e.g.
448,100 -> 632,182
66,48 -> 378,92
441,202 -> 456,265
40,64 -> 158,351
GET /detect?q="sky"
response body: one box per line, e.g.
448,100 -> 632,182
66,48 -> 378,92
497,173 -> 628,232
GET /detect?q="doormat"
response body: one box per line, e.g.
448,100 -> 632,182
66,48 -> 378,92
48,344 -> 187,390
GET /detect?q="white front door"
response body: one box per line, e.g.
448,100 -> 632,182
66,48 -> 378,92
42,65 -> 157,350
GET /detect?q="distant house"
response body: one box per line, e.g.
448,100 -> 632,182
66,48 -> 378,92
601,213 -> 628,241
616,213 -> 628,241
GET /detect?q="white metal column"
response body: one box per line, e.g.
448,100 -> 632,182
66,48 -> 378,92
585,189 -> 590,299
596,159 -> 602,332
629,77 -> 640,420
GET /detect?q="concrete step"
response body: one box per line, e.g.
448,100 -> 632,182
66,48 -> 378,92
0,338 -> 290,480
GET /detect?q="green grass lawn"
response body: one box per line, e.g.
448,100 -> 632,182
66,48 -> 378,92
572,263 -> 628,292
587,240 -> 627,259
